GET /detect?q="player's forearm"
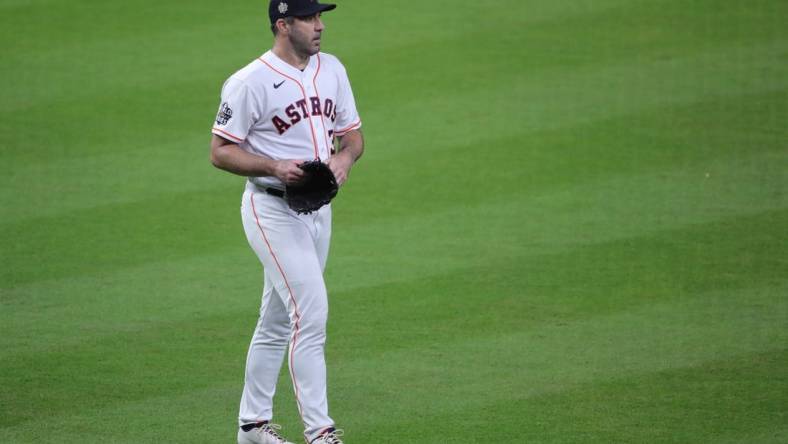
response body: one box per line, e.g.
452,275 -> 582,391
337,129 -> 364,164
210,137 -> 278,177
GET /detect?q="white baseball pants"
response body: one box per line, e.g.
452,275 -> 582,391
238,181 -> 334,442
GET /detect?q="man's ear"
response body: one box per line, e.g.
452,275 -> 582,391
275,18 -> 288,34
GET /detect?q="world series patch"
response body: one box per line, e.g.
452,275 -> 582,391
216,102 -> 233,125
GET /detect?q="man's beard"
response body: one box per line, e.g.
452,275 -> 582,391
290,33 -> 319,57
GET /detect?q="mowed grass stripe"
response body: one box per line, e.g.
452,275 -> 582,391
2,200 -> 784,355
0,0 -> 664,106
520,349 -> 788,443
0,250 -> 255,351
2,280 -> 784,441
0,310 -> 250,429
1,12 -> 784,224
0,385 -> 244,444
336,152 -> 785,272
366,39 -> 786,147
2,135 -> 783,293
356,349 -> 788,444
4,48 -> 784,208
4,0 -> 784,165
5,348 -> 783,444
3,203 -> 784,426
2,141 -> 782,289
2,82 -> 784,225
328,214 -> 787,380
3,34 -> 780,153
0,1 -> 261,101
326,287 -> 787,443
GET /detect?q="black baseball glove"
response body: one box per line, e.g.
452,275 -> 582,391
285,160 -> 339,214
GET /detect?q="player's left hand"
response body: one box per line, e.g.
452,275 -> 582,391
326,152 -> 353,186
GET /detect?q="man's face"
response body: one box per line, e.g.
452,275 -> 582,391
287,13 -> 325,57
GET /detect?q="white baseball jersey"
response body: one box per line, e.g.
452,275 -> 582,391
212,50 -> 362,189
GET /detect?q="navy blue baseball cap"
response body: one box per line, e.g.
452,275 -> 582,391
269,0 -> 336,24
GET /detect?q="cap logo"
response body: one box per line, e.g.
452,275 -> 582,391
278,2 -> 288,14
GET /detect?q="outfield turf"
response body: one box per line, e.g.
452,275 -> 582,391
1,0 -> 787,442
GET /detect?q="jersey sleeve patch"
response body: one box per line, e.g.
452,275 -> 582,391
212,77 -> 257,143
216,102 -> 233,125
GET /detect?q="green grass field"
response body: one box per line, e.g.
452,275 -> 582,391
2,0 -> 787,442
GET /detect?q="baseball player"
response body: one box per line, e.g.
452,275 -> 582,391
209,1 -> 363,443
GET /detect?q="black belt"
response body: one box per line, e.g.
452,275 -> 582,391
262,187 -> 284,198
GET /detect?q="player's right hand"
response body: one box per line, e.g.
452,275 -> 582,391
274,159 -> 307,185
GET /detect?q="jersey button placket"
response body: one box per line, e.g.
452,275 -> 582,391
303,77 -> 321,159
